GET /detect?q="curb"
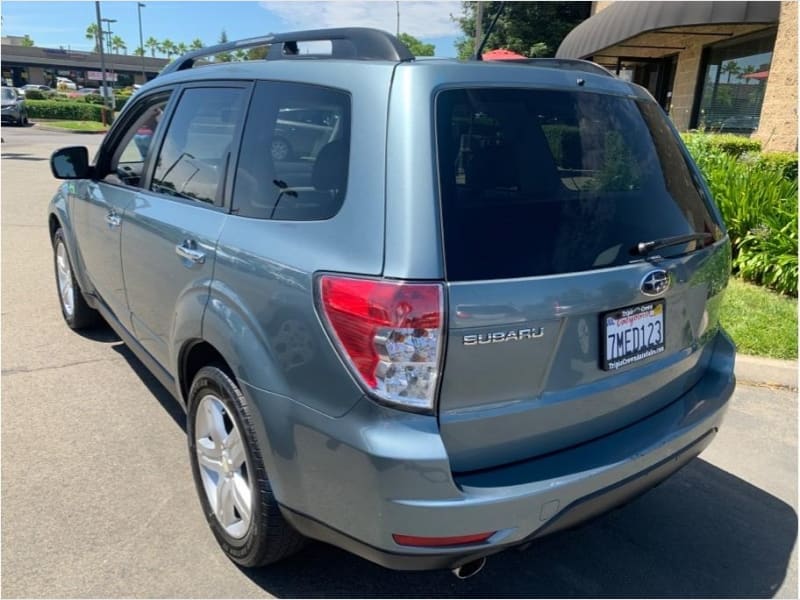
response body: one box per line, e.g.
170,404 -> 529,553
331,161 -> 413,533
30,123 -> 108,135
735,354 -> 798,390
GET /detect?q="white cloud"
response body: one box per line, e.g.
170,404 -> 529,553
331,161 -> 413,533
261,1 -> 463,40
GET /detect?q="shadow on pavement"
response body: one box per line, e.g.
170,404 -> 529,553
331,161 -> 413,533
110,341 -> 187,432
241,459 -> 796,598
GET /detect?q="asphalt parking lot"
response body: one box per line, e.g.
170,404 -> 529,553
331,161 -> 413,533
1,125 -> 797,598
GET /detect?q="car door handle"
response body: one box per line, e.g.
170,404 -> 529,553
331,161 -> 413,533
175,241 -> 206,265
105,211 -> 121,229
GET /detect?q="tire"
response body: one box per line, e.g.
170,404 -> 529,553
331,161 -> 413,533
187,365 -> 305,567
270,137 -> 292,162
52,228 -> 100,330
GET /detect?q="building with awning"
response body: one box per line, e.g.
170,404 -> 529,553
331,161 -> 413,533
556,1 -> 797,151
1,42 -> 169,89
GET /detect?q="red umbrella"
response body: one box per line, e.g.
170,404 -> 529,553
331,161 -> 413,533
482,48 -> 526,61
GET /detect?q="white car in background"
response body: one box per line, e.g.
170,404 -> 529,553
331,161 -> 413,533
56,77 -> 77,91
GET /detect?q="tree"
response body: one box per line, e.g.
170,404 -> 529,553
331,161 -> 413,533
145,36 -> 160,57
722,60 -> 741,83
234,49 -> 247,62
161,38 -> 176,59
133,46 -> 145,57
454,1 -> 591,60
398,33 -> 435,56
176,42 -> 188,56
246,46 -> 268,60
86,23 -> 102,53
111,35 -> 126,54
190,38 -> 204,51
214,29 -> 233,62
20,34 -> 34,47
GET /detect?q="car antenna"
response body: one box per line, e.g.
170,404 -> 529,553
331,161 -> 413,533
472,1 -> 506,61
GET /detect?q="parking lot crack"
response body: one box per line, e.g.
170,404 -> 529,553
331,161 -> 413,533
2,356 -> 123,376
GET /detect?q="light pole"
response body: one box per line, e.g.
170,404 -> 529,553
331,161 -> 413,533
94,2 -> 110,117
101,17 -> 116,89
137,3 -> 146,83
396,1 -> 400,36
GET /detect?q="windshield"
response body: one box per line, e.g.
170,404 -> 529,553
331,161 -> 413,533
1,88 -> 17,101
435,88 -> 721,281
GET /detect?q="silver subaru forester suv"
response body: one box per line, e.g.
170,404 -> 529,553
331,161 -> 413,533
48,28 -> 734,577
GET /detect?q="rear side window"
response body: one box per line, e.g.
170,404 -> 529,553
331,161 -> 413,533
151,87 -> 246,206
232,81 -> 351,220
436,88 -> 720,281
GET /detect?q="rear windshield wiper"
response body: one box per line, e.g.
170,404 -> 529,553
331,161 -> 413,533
634,232 -> 714,255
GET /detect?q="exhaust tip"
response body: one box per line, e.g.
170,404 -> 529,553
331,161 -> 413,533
452,557 -> 486,579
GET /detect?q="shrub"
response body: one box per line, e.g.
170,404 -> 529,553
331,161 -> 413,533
115,94 -> 132,111
694,150 -> 798,296
83,94 -> 106,106
753,151 -> 798,182
681,132 -> 761,157
26,99 -> 112,123
23,89 -> 46,100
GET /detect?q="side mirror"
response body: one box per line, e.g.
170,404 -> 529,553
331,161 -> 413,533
50,146 -> 92,179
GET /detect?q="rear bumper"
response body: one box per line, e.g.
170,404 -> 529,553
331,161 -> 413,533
242,329 -> 735,571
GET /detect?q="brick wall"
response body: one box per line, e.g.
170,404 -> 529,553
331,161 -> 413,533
754,1 -> 798,152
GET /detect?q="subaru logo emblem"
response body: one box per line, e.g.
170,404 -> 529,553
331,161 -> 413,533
641,269 -> 670,296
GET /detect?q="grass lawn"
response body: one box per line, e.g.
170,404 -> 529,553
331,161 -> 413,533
38,120 -> 108,132
721,278 -> 798,360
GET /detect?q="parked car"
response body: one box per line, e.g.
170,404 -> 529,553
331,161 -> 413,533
56,76 -> 77,91
1,86 -> 28,125
20,83 -> 52,95
76,87 -> 101,96
48,28 -> 735,578
271,107 -> 339,161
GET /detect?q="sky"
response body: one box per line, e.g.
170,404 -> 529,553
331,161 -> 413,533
1,0 -> 464,57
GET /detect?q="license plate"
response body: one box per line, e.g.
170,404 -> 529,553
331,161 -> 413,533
602,301 -> 665,370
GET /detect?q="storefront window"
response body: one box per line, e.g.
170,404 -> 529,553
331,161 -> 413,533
696,30 -> 776,133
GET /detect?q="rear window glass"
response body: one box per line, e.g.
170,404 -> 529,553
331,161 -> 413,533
232,81 -> 350,221
436,88 -> 720,281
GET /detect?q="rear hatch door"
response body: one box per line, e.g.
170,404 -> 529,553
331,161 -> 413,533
434,86 -> 728,473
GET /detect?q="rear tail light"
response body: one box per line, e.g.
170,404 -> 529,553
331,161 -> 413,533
317,275 -> 444,412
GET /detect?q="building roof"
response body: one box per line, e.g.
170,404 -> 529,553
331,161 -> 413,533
556,1 -> 780,59
1,44 -> 169,72
482,49 -> 526,61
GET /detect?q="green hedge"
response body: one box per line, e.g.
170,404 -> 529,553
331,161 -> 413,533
681,132 -> 762,157
26,100 -> 112,123
751,151 -> 798,182
23,89 -> 46,100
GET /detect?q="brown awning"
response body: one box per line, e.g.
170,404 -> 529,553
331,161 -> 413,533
556,1 -> 780,59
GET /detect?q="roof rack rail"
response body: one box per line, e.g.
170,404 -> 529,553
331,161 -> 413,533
160,27 -> 414,76
506,58 -> 615,78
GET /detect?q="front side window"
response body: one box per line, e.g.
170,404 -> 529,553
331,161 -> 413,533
232,81 -> 350,220
151,86 -> 247,205
436,88 -> 720,281
696,31 -> 776,132
108,94 -> 171,187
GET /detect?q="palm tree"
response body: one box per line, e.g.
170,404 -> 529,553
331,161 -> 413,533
161,39 -> 176,59
190,38 -> 204,51
741,64 -> 757,84
145,36 -> 159,57
133,47 -> 145,57
111,35 -> 126,54
721,60 -> 741,83
176,42 -> 188,56
234,49 -> 247,62
86,23 -> 102,52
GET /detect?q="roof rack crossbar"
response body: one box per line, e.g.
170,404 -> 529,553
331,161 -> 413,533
160,27 -> 413,75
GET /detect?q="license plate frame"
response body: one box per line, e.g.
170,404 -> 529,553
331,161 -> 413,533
601,300 -> 666,371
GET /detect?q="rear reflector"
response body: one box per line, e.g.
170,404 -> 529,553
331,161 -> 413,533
392,532 -> 495,547
318,275 -> 444,412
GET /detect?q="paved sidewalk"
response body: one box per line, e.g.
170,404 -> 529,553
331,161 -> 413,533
736,354 -> 798,390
